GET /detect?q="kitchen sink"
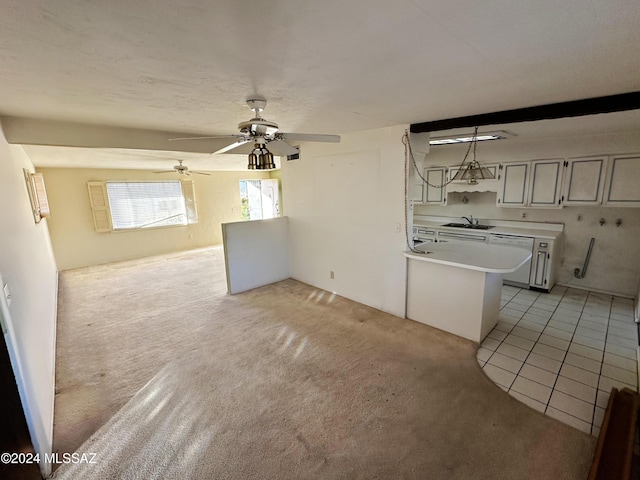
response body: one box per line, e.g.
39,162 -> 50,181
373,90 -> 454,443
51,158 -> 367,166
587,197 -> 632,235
441,222 -> 494,230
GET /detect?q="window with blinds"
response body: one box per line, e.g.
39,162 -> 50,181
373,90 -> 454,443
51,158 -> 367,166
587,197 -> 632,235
87,180 -> 197,232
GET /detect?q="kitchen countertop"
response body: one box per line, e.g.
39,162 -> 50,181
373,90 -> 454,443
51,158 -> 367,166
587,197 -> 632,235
413,218 -> 563,240
403,242 -> 532,273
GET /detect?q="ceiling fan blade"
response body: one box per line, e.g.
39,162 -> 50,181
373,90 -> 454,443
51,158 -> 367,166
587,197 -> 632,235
152,170 -> 175,174
168,134 -> 244,141
266,139 -> 300,156
278,133 -> 340,143
193,171 -> 211,176
213,139 -> 252,154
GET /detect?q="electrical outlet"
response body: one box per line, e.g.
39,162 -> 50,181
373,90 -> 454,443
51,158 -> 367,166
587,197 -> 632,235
330,271 -> 334,279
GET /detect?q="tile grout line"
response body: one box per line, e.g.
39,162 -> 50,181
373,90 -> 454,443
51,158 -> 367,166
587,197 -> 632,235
583,292 -> 611,434
551,294 -> 608,434
481,288 -> 524,378
502,289 -> 555,400
483,287 -> 538,389
599,294 -> 613,425
487,287 -> 564,400
481,288 -> 637,435
543,287 -> 581,416
517,290 -> 606,430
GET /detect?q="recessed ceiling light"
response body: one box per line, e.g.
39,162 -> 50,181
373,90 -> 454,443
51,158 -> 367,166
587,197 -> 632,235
429,130 -> 514,145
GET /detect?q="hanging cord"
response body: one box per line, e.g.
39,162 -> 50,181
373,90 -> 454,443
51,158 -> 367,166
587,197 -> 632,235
401,126 -> 479,253
402,126 -> 476,189
403,130 -> 426,253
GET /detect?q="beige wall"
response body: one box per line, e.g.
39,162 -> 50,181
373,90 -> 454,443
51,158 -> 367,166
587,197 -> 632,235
38,167 -> 270,270
283,125 -> 408,317
0,127 -> 58,476
415,130 -> 640,298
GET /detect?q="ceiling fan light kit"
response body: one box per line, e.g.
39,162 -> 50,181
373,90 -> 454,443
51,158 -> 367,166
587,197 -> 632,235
248,144 -> 276,170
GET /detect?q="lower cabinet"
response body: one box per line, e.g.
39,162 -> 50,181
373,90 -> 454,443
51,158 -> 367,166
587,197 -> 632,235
530,238 -> 556,291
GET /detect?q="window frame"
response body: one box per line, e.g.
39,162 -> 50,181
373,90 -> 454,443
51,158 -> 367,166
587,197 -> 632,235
87,179 -> 198,233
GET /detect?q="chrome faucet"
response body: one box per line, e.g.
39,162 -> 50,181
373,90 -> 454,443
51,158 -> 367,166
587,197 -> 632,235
461,215 -> 479,225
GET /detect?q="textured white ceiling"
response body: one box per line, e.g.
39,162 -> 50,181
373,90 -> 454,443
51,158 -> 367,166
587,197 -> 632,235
1,0 -> 640,168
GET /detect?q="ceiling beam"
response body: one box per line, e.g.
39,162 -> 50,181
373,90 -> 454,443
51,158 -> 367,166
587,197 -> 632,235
0,116 -> 233,154
410,91 -> 640,133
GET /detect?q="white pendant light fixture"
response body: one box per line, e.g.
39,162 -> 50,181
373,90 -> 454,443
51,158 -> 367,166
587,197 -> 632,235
451,126 -> 496,184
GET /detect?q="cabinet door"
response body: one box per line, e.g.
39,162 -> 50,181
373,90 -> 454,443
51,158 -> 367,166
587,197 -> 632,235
531,239 -> 556,290
604,154 -> 640,207
408,157 -> 425,202
409,180 -> 424,203
562,157 -> 607,205
528,159 -> 563,208
423,167 -> 447,205
497,163 -> 529,207
531,249 -> 549,288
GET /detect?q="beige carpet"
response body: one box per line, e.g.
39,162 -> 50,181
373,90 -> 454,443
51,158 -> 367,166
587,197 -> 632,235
51,246 -> 595,479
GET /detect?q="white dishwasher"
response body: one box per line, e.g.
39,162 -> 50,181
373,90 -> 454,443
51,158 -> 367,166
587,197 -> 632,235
489,234 -> 534,288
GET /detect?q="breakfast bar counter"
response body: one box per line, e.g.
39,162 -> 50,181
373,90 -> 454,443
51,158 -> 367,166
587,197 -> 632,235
404,243 -> 531,343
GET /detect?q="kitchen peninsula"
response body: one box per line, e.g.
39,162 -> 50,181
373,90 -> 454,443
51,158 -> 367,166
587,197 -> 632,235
404,243 -> 531,343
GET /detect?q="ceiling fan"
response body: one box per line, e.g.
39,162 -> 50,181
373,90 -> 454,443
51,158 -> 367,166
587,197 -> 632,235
153,159 -> 210,176
170,95 -> 340,169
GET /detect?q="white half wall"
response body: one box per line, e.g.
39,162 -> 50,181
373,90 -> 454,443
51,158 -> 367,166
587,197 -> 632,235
0,125 -> 58,477
223,217 -> 290,294
282,125 -> 408,317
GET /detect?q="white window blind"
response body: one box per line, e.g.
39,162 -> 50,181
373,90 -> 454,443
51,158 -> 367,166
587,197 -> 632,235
105,181 -> 188,230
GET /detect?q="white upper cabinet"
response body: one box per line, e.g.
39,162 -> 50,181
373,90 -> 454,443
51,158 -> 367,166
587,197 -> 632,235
562,157 -> 608,206
496,162 -> 529,207
409,174 -> 424,203
423,167 -> 447,205
528,159 -> 564,208
408,148 -> 426,203
409,181 -> 424,203
497,159 -> 563,208
603,154 -> 640,207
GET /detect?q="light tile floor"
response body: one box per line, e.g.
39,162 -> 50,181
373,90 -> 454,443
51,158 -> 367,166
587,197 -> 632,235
477,284 -> 638,437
